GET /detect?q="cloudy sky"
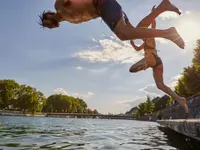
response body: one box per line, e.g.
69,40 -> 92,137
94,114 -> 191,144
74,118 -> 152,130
1,0 -> 200,114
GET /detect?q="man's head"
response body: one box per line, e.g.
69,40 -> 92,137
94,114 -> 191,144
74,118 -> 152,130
38,11 -> 61,29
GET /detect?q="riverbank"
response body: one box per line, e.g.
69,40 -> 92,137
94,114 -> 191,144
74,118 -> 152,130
0,111 -> 134,120
0,110 -> 45,117
157,119 -> 200,142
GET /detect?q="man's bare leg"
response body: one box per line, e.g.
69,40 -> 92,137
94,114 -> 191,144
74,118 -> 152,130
114,0 -> 184,49
136,0 -> 181,28
136,5 -> 157,29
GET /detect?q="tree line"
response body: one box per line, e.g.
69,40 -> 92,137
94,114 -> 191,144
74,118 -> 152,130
175,39 -> 200,97
128,95 -> 170,119
0,80 -> 98,114
128,39 -> 200,119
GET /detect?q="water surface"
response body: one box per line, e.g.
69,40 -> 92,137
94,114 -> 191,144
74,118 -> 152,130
0,116 -> 198,150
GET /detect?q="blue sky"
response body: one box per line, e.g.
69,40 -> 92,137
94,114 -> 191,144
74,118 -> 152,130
0,0 -> 200,114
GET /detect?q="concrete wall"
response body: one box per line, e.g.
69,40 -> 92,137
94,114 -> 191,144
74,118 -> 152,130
157,119 -> 200,141
160,93 -> 200,119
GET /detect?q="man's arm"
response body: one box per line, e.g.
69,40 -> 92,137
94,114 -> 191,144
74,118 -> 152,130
130,40 -> 144,51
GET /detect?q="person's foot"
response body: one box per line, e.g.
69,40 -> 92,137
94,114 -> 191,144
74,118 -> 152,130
165,27 -> 185,49
180,97 -> 189,114
158,0 -> 181,15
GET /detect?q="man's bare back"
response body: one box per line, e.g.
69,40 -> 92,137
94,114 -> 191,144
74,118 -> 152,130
54,0 -> 99,24
38,0 -> 185,49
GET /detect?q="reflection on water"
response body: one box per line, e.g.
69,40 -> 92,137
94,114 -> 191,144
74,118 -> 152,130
0,116 -> 199,150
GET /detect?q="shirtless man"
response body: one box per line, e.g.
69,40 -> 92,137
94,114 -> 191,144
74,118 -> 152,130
38,0 -> 185,49
129,6 -> 189,117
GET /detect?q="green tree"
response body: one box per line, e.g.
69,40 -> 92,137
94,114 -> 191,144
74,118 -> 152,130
154,95 -> 170,111
175,39 -> 200,97
61,95 -> 72,112
93,109 -> 99,114
156,111 -> 162,120
183,66 -> 200,95
70,97 -> 78,113
192,40 -> 200,69
77,98 -> 87,113
175,66 -> 200,96
146,96 -> 155,114
133,112 -> 140,119
168,96 -> 174,106
87,108 -> 93,114
0,80 -> 20,109
46,94 -> 90,113
137,102 -> 147,116
175,79 -> 190,97
36,91 -> 46,112
46,94 -> 62,112
16,85 -> 46,114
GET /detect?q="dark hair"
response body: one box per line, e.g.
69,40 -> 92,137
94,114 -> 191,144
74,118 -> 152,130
38,10 -> 56,28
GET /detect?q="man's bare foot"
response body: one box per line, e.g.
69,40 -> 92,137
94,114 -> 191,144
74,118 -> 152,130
158,0 -> 181,15
165,27 -> 185,49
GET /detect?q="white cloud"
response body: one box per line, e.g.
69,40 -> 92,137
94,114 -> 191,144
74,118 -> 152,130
75,36 -> 143,64
73,92 -> 95,99
169,74 -> 182,89
158,11 -> 179,20
54,88 -> 69,95
53,88 -> 94,99
139,74 -> 183,96
88,92 -> 94,96
139,84 -> 164,96
185,11 -> 191,15
116,74 -> 183,111
170,74 -> 182,82
117,96 -> 147,108
92,38 -> 97,42
158,10 -> 192,20
156,38 -> 168,44
76,66 -> 83,70
89,67 -> 108,74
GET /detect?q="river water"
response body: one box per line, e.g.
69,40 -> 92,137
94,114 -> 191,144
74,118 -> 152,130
0,116 -> 199,150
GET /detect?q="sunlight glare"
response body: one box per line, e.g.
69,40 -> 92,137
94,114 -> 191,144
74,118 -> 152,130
177,20 -> 200,43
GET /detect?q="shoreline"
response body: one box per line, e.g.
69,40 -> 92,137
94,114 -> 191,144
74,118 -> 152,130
0,112 -> 45,117
0,112 -> 157,122
0,111 -> 134,120
0,110 -> 157,122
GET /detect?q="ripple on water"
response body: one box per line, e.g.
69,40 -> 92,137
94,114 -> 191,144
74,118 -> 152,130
0,116 -> 199,149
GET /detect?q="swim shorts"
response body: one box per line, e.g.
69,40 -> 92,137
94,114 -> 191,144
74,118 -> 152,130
129,53 -> 162,72
151,53 -> 162,68
93,0 -> 129,31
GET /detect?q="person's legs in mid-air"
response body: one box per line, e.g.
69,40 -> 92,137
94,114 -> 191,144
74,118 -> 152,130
113,0 -> 184,49
129,5 -> 158,73
40,0 -> 184,48
129,54 -> 156,73
153,63 -> 189,115
129,58 -> 147,73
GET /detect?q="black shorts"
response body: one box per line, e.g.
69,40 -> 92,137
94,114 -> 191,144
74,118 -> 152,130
94,0 -> 129,31
151,53 -> 162,68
